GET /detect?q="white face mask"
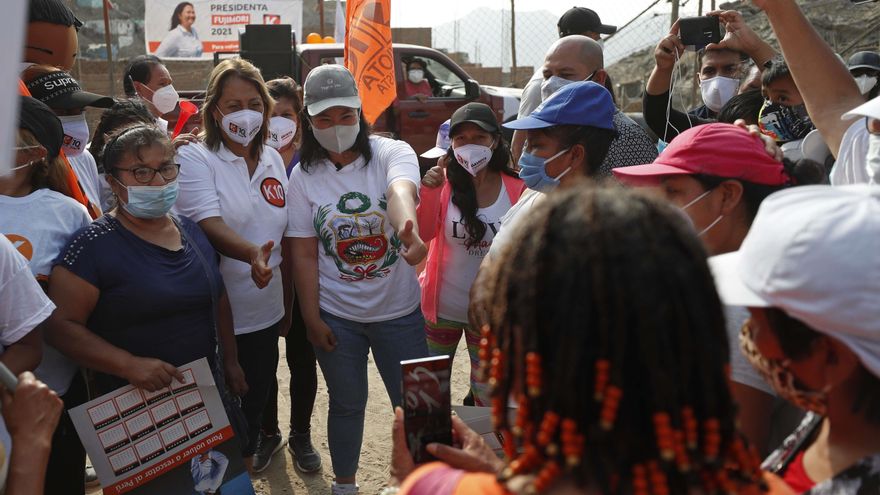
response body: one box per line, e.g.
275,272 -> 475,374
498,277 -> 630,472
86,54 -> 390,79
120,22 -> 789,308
867,133 -> 880,185
855,75 -> 878,96
453,143 -> 493,176
700,76 -> 740,113
219,109 -> 263,146
540,72 -> 594,102
408,69 -> 424,84
312,122 -> 360,154
58,114 -> 89,157
150,84 -> 180,115
681,188 -> 724,236
267,116 -> 297,150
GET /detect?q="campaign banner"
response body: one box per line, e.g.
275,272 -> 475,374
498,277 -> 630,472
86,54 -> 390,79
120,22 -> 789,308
70,359 -> 255,495
144,0 -> 303,59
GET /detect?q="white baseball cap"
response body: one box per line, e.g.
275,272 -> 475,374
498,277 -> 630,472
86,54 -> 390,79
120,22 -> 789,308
842,94 -> 880,121
420,119 -> 451,159
710,185 -> 880,377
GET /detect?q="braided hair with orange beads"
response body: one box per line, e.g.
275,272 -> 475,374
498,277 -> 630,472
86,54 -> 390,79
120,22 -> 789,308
475,181 -> 764,494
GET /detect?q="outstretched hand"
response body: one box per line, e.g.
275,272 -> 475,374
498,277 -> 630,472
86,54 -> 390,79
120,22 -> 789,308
705,10 -> 764,58
398,219 -> 427,266
250,241 -> 274,289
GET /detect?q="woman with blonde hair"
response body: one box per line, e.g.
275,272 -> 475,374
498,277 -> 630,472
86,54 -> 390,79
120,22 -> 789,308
176,58 -> 293,469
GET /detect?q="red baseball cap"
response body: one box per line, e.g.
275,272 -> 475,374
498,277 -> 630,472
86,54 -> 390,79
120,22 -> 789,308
612,123 -> 791,187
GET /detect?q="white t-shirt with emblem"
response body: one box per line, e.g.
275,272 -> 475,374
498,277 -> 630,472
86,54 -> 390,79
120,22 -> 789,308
286,136 -> 421,323
0,189 -> 90,394
437,182 -> 511,323
175,142 -> 289,335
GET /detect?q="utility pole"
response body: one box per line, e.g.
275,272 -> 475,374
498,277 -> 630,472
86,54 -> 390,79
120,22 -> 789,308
670,0 -> 680,26
319,0 -> 325,37
102,0 -> 116,97
510,0 -> 517,86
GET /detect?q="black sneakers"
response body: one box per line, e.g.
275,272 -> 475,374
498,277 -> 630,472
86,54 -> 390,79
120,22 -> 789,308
252,431 -> 287,473
289,429 -> 322,473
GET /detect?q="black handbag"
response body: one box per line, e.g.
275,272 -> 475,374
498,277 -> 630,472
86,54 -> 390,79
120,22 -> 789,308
174,217 -> 250,451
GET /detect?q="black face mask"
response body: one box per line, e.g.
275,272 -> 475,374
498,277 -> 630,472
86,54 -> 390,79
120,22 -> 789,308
759,100 -> 815,143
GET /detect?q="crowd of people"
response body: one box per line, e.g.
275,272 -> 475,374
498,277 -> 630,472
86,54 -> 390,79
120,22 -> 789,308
2,0 -> 879,494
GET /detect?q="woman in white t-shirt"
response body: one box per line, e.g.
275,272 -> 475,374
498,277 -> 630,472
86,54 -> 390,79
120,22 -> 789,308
416,103 -> 524,407
286,64 -> 428,495
155,2 -> 202,58
176,58 -> 292,470
0,96 -> 91,492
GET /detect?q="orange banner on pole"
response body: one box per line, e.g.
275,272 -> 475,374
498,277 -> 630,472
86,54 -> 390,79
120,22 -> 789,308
344,0 -> 396,124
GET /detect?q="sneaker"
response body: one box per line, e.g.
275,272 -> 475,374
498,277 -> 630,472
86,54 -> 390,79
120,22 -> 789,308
252,431 -> 287,473
289,429 -> 322,473
331,482 -> 359,495
85,464 -> 100,487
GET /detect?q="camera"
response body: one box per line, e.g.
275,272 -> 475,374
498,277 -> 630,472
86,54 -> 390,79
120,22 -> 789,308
678,16 -> 722,48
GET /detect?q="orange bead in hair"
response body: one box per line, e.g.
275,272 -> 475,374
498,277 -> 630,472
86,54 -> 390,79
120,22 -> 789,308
525,352 -> 542,398
536,411 -> 560,447
681,407 -> 698,450
599,386 -> 623,430
673,429 -> 691,472
703,418 -> 721,461
533,460 -> 562,492
632,464 -> 649,495
561,418 -> 584,467
652,412 -> 675,461
647,461 -> 670,495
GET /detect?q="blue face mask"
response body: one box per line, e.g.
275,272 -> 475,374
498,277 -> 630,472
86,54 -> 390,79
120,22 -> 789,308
122,181 -> 179,219
518,148 -> 571,192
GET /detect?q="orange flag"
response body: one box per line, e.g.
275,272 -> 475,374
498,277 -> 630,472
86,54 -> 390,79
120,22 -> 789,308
343,0 -> 396,124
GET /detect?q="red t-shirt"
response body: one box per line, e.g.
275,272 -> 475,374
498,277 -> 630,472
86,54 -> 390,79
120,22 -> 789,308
404,79 -> 432,98
783,451 -> 816,493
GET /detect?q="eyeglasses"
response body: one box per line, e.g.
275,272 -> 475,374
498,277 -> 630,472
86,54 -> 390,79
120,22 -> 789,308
114,163 -> 180,184
866,117 -> 880,135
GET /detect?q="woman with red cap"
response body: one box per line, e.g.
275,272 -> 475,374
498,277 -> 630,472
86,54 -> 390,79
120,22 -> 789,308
613,123 -> 824,455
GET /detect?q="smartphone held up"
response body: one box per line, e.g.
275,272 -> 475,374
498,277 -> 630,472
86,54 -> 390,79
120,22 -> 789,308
678,16 -> 722,49
401,355 -> 453,464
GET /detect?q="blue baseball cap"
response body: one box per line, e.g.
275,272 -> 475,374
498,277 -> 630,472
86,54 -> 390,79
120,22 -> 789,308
504,81 -> 615,131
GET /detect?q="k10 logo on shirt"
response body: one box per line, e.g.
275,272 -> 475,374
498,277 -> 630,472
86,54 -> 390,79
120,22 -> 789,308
260,178 -> 285,208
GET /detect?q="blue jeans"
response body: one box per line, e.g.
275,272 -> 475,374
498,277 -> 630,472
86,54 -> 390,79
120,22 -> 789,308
314,308 -> 428,478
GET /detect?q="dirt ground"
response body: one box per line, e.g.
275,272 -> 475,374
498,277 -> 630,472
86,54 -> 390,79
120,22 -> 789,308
87,338 -> 473,495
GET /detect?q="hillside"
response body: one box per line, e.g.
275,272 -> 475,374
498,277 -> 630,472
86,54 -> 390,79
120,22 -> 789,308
606,0 -> 880,111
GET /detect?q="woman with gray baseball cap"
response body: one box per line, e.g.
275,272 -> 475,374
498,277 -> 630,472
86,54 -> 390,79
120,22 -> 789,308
286,64 -> 429,495
711,185 -> 880,492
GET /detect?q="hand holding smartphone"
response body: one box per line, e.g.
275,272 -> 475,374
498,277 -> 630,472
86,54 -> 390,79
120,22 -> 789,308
679,16 -> 722,49
401,355 -> 453,464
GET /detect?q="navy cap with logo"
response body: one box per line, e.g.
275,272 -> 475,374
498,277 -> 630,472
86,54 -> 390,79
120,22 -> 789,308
558,7 -> 617,37
25,70 -> 114,110
503,81 -> 615,131
449,103 -> 500,135
304,64 -> 362,116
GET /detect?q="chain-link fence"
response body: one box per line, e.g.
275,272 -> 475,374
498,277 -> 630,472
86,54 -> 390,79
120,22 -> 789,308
392,0 -> 880,111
